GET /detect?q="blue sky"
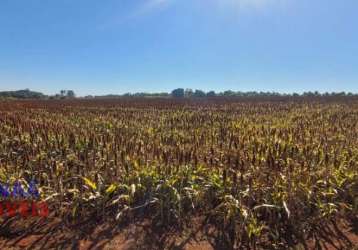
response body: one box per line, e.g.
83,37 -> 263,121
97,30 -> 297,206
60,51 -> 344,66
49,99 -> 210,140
0,0 -> 357,96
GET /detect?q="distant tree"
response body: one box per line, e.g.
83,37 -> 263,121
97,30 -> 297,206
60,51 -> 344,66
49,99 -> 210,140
66,90 -> 76,98
171,88 -> 185,98
133,92 -> 146,97
303,91 -> 314,97
236,91 -> 244,97
206,91 -> 216,97
193,89 -> 206,97
223,90 -> 235,96
0,89 -> 46,99
185,88 -> 193,98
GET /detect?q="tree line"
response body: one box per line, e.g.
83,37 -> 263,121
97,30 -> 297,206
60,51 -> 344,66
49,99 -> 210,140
169,88 -> 357,98
1,88 -> 357,99
0,89 -> 75,99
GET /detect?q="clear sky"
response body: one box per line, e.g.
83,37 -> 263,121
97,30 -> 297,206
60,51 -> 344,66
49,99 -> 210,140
0,0 -> 357,96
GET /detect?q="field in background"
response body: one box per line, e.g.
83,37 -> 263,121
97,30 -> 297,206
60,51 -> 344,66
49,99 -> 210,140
0,98 -> 357,249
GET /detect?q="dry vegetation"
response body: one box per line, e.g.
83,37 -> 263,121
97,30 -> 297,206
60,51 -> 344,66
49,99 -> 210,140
0,98 -> 357,249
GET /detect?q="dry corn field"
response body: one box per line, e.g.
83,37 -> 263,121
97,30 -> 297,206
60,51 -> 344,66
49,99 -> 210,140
0,98 -> 357,249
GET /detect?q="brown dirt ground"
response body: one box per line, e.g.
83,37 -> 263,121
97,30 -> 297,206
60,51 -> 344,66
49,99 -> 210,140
0,216 -> 356,250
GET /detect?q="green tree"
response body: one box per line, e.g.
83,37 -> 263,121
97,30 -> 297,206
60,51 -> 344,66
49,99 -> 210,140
171,88 -> 185,98
66,90 -> 76,98
185,88 -> 193,98
193,89 -> 206,97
